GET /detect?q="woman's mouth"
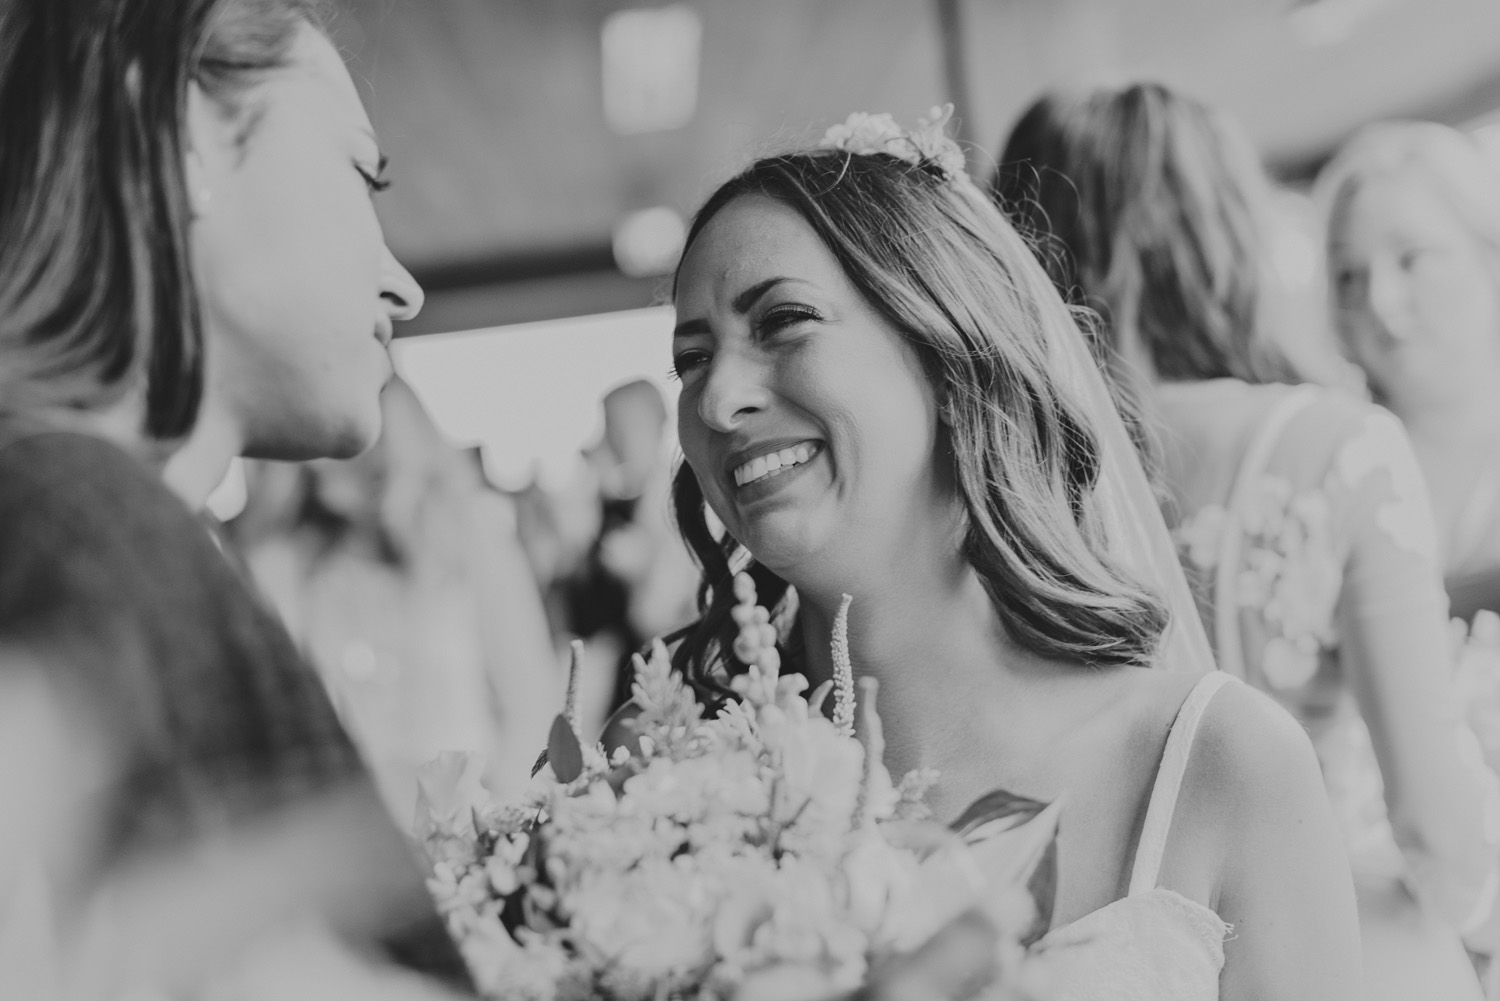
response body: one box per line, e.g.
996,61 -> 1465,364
732,441 -> 822,488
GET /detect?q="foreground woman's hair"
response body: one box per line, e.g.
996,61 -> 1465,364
0,0 -> 328,439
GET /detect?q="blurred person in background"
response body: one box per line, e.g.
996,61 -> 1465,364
560,378 -> 699,731
230,378 -> 559,820
1318,121 -> 1500,624
996,81 -> 1499,1000
0,0 -> 471,993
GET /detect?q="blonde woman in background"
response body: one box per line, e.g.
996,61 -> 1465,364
233,378 -> 559,823
1317,121 -> 1500,624
996,82 -> 1499,1000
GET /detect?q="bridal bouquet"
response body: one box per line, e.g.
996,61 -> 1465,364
415,575 -> 1059,1001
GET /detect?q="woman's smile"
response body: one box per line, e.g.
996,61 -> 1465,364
730,439 -> 823,486
724,439 -> 826,506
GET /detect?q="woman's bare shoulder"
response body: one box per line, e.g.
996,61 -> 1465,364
1175,678 -> 1330,862
1109,670 -> 1322,820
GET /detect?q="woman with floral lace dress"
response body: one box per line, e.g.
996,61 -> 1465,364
996,82 -> 1499,999
1316,121 -> 1500,626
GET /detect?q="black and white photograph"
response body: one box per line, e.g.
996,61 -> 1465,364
3,1 -> 1500,998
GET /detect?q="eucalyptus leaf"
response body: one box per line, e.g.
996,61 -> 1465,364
547,713 -> 585,783
952,791 -> 1064,947
1022,833 -> 1059,948
949,787 -> 1048,840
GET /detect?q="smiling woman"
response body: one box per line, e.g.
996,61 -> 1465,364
673,221 -> 946,579
662,121 -> 1363,1001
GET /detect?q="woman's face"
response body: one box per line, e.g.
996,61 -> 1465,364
1329,173 -> 1500,410
672,195 -> 948,581
188,24 -> 423,461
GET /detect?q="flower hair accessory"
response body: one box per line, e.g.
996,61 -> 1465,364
818,104 -> 967,183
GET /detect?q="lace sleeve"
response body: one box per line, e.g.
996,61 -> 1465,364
1332,408 -> 1499,936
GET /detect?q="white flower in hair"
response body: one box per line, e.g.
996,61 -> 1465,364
818,104 -> 967,182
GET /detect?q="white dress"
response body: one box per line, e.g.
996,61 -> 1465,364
1027,672 -> 1232,1000
1156,378 -> 1498,1000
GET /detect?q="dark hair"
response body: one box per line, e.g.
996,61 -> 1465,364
0,0 -> 329,440
666,150 -> 1170,705
992,83 -> 1299,386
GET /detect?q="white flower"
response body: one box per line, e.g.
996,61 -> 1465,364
760,712 -> 864,858
565,856 -> 719,991
818,105 -> 967,182
1174,504 -> 1227,569
1261,635 -> 1319,690
842,832 -> 923,943
414,751 -> 496,866
820,112 -> 905,157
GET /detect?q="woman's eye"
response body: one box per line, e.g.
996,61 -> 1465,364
759,305 -> 820,334
670,350 -> 710,381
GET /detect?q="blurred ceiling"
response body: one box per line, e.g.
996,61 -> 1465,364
331,0 -> 1500,335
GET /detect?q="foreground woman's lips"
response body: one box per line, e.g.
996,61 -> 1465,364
730,441 -> 822,488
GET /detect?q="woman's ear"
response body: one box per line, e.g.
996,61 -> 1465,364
936,388 -> 955,427
182,84 -> 224,217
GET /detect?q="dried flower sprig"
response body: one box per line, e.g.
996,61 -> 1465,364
831,593 -> 856,736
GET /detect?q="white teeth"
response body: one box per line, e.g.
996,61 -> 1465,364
733,443 -> 819,486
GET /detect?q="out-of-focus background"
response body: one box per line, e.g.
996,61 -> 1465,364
312,0 -> 1500,485
209,0 -> 1500,741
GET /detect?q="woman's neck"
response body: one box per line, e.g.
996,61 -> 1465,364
795,559 -> 1025,779
161,406 -> 243,510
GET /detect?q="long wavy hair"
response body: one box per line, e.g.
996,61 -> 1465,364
0,0 -> 329,440
992,83 -> 1299,388
666,149 -> 1170,706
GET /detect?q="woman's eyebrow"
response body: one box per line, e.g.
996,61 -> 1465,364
731,276 -> 793,314
674,276 -> 804,339
673,316 -> 710,340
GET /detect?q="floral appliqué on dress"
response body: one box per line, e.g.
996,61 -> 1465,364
1173,412 -> 1437,691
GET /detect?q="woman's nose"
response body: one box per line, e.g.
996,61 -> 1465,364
380,246 -> 425,323
696,351 -> 771,432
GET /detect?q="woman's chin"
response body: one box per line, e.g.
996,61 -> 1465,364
739,524 -> 821,581
739,522 -> 855,594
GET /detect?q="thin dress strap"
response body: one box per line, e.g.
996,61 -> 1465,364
1128,672 -> 1235,895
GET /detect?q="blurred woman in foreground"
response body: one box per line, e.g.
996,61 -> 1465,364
0,0 -> 468,993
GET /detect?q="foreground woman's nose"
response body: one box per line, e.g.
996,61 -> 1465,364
381,246 -> 425,322
696,351 -> 771,432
